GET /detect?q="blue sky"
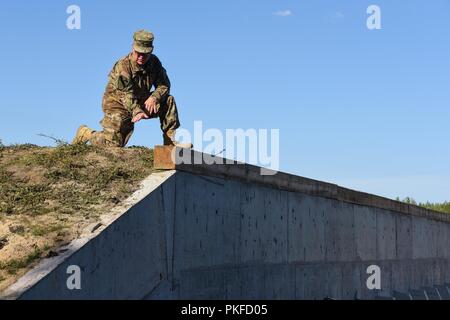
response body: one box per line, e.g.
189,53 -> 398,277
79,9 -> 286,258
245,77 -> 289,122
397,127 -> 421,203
0,0 -> 449,202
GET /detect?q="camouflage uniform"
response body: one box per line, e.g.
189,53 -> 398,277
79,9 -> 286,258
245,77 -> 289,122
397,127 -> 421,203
90,53 -> 180,147
89,31 -> 180,147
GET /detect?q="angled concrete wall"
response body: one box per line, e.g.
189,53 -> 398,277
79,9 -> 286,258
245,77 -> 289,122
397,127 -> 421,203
1,171 -> 176,300
3,161 -> 450,300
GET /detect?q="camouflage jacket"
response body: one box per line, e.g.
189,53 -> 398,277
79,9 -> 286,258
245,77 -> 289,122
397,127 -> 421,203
102,53 -> 171,117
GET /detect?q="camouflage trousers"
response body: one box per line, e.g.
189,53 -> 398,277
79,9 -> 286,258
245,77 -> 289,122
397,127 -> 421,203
90,94 -> 180,147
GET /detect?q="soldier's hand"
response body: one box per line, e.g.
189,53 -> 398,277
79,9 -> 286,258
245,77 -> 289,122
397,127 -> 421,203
132,112 -> 150,123
144,96 -> 158,115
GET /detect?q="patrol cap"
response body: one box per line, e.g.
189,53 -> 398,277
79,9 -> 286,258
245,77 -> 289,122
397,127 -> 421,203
133,30 -> 154,54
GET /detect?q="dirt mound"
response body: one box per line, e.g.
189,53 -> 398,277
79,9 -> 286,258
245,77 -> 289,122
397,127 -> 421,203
0,143 -> 154,292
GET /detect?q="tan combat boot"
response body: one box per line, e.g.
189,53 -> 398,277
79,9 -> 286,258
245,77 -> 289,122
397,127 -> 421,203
163,130 -> 193,149
72,125 -> 95,144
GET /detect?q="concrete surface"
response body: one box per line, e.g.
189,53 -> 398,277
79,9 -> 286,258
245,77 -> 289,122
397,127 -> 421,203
2,154 -> 450,300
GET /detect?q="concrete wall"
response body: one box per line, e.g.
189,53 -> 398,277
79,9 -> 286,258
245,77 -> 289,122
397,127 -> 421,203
4,170 -> 450,300
1,172 -> 176,300
148,172 -> 450,300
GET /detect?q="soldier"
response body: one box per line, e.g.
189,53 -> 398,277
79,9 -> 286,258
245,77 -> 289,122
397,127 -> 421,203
72,29 -> 192,148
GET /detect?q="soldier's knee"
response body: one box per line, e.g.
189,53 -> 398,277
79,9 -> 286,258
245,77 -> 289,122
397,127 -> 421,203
90,132 -> 106,147
93,138 -> 125,148
91,131 -> 126,147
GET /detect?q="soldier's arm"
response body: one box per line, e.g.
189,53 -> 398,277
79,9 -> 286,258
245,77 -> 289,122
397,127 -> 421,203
150,56 -> 171,103
110,62 -> 143,117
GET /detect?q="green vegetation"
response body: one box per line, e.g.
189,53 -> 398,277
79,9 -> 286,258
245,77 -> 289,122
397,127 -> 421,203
30,223 -> 67,237
395,197 -> 450,214
0,246 -> 44,275
0,143 -> 153,217
0,141 -> 154,282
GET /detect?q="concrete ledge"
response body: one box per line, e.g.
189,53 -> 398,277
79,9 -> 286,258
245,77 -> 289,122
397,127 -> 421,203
155,147 -> 450,223
3,162 -> 449,299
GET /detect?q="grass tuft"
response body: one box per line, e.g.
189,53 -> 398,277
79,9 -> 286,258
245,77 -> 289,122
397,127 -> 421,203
0,246 -> 43,275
